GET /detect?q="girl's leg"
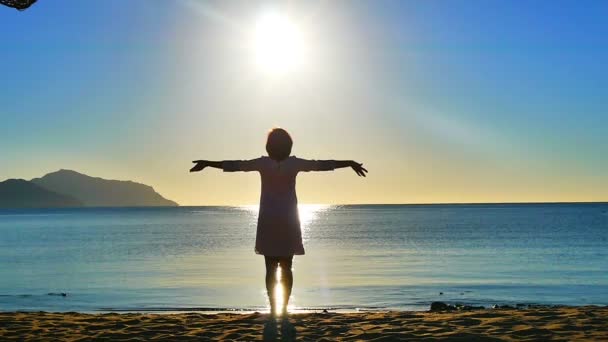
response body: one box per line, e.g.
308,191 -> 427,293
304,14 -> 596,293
278,257 -> 293,316
264,256 -> 279,317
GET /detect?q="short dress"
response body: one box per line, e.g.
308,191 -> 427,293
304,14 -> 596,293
223,156 -> 335,256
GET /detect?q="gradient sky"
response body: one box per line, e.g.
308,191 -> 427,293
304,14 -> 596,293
1,0 -> 607,205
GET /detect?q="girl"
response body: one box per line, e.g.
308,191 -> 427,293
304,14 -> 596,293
189,128 -> 367,335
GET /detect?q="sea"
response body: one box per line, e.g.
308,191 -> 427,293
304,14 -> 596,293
1,204 -> 607,313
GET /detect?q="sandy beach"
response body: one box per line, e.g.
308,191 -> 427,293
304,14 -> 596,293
1,306 -> 606,341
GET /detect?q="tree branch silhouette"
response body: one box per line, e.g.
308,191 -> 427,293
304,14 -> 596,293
0,0 -> 37,10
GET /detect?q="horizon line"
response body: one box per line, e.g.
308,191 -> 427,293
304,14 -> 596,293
182,201 -> 608,207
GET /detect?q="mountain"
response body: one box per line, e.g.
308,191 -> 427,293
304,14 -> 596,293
0,179 -> 83,208
31,169 -> 178,207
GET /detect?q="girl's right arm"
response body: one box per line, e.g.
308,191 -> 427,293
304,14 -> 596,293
297,158 -> 368,177
334,160 -> 368,177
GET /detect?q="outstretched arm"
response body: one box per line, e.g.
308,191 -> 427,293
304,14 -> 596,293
190,158 -> 262,173
190,160 -> 223,172
334,160 -> 368,177
297,158 -> 368,176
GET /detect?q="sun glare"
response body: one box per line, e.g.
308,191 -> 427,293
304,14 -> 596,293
253,10 -> 306,74
274,267 -> 285,314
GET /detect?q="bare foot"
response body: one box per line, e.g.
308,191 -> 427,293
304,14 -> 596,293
280,317 -> 296,341
263,318 -> 277,341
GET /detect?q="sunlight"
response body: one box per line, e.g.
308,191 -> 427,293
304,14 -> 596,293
240,204 -> 330,242
272,266 -> 296,316
298,204 -> 328,227
240,204 -> 329,222
274,266 -> 284,315
253,10 -> 306,74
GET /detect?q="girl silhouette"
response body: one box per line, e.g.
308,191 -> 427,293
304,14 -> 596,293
190,128 -> 367,337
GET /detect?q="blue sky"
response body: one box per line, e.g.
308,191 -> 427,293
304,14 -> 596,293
1,0 -> 606,204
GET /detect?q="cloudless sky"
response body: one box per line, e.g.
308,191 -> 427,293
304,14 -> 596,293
1,0 -> 607,205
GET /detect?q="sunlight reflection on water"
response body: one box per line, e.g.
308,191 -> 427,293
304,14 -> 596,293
1,204 -> 608,312
299,204 -> 332,242
238,204 -> 333,242
238,204 -> 332,312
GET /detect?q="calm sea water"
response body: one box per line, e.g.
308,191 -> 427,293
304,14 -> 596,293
1,204 -> 607,313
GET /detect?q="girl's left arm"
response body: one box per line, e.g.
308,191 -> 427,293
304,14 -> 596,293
190,159 -> 262,172
190,160 -> 223,172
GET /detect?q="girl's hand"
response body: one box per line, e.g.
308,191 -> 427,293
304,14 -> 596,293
351,161 -> 368,177
190,160 -> 209,172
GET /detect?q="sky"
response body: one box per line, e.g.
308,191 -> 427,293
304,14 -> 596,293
1,0 -> 607,205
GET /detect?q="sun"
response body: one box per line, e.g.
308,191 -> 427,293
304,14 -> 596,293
253,10 -> 306,74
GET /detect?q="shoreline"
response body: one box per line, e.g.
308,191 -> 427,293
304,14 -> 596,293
2,298 -> 607,315
2,306 -> 607,341
4,302 -> 605,315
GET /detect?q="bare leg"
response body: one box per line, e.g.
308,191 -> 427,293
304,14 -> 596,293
278,258 -> 293,316
277,257 -> 296,340
264,257 -> 279,317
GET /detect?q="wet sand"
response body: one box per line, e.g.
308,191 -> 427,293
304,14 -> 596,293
1,306 -> 607,341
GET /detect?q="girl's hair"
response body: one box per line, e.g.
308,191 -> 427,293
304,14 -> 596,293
266,128 -> 293,161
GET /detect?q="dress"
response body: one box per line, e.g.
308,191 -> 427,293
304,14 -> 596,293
223,156 -> 335,256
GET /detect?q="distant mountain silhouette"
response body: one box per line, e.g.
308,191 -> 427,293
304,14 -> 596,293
0,179 -> 83,208
30,169 -> 178,207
